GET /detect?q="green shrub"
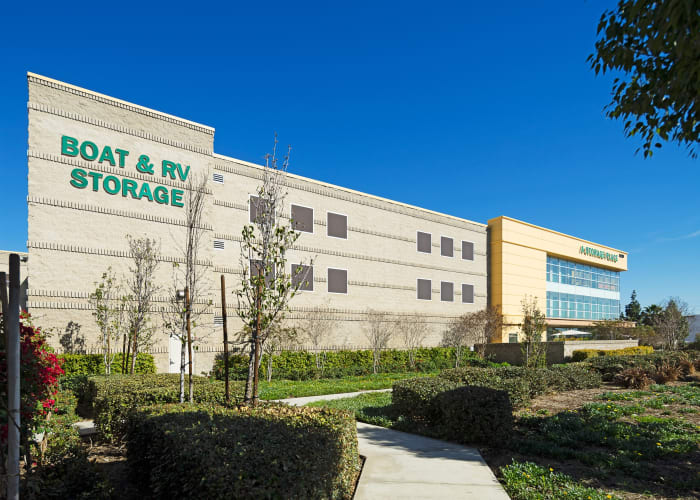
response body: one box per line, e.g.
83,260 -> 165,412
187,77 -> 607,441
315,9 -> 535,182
571,345 -> 654,362
92,374 -> 241,442
615,367 -> 653,390
392,377 -> 461,422
587,351 -> 700,381
439,366 -> 533,406
58,353 -> 156,375
547,364 -> 603,391
213,347 -> 491,381
127,403 -> 360,499
28,412 -> 112,499
437,386 -> 513,445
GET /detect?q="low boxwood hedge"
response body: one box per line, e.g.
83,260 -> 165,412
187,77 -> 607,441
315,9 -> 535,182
440,364 -> 601,401
213,347 -> 494,381
58,353 -> 156,375
437,386 -> 513,445
571,346 -> 653,362
92,374 -> 242,441
392,377 -> 461,422
127,403 -> 360,499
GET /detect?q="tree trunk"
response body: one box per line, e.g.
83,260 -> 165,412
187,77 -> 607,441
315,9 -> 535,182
130,333 -> 138,374
179,339 -> 186,403
244,341 -> 255,402
266,350 -> 273,382
106,327 -> 111,375
124,332 -> 131,374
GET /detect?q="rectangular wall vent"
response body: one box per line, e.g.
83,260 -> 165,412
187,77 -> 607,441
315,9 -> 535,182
213,173 -> 224,184
214,315 -> 224,326
213,239 -> 225,250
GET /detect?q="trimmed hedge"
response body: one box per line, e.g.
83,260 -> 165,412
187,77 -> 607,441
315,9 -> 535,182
437,386 -> 513,445
438,367 -> 532,408
213,347 -> 494,381
546,364 -> 603,391
58,353 -> 156,375
392,377 -> 461,422
91,374 -> 242,441
571,346 -> 653,362
127,403 -> 360,499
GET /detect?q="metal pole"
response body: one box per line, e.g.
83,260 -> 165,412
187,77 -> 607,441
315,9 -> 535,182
0,272 -> 8,314
7,254 -> 21,500
186,286 -> 193,403
220,275 -> 229,404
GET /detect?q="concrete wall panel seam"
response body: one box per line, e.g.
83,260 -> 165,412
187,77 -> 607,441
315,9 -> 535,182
28,75 -> 215,136
27,102 -> 213,156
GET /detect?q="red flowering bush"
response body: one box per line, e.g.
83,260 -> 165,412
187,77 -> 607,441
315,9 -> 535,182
0,311 -> 64,445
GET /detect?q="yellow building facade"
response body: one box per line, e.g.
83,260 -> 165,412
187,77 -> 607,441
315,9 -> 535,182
488,216 -> 628,343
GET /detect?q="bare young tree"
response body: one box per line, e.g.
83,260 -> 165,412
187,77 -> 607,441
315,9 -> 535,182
653,297 -> 690,350
125,235 -> 160,374
161,172 -> 210,402
520,296 -> 547,368
235,136 -> 311,403
363,309 -> 396,374
262,322 -> 298,382
89,267 -> 124,375
480,306 -> 504,358
297,302 -> 338,373
442,311 -> 484,368
396,314 -> 428,369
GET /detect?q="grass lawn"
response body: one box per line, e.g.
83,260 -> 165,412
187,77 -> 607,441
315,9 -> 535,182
256,372 -> 435,400
304,382 -> 700,500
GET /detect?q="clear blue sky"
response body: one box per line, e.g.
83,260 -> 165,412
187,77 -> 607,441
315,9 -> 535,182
1,1 -> 697,312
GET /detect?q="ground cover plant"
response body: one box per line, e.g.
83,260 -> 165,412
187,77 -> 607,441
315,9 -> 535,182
126,403 -> 360,499
485,382 -> 700,499
500,461 -> 620,500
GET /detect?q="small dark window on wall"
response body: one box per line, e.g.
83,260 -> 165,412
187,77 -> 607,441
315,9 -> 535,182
462,284 -> 474,304
441,237 -> 454,257
509,333 -> 518,343
417,279 -> 432,300
327,213 -> 347,239
292,264 -> 314,291
441,281 -> 454,302
291,205 -> 314,233
249,195 -> 269,223
328,268 -> 348,294
462,241 -> 474,261
417,232 -> 431,253
249,259 -> 275,287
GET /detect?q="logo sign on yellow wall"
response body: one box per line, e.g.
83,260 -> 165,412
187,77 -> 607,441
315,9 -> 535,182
579,245 -> 618,263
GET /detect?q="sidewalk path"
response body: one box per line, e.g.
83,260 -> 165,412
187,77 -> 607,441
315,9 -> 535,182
278,390 -> 510,499
76,389 -> 510,499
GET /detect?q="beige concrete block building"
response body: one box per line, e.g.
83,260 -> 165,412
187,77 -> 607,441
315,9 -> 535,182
22,73 -> 488,373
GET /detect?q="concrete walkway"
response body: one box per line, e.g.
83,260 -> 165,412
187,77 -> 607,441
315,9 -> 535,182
76,389 -> 510,499
278,391 -> 510,499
